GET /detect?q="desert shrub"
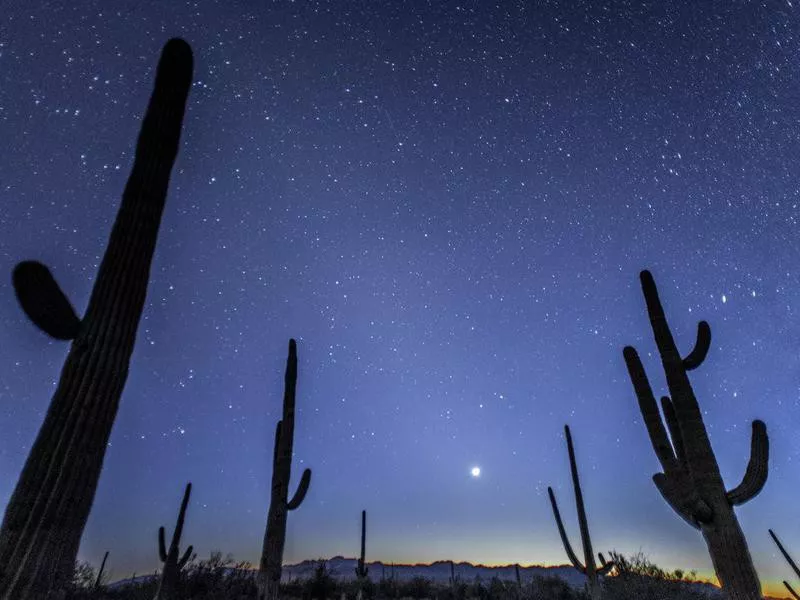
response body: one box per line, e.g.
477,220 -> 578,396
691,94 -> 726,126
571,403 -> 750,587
304,560 -> 340,600
64,559 -> 116,600
526,575 -> 582,600
601,551 -> 709,600
400,576 -> 433,599
377,574 -> 399,598
487,576 -> 515,600
606,550 -> 696,582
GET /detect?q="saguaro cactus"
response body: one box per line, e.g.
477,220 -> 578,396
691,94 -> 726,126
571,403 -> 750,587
259,339 -> 313,600
155,483 -> 194,600
356,510 -> 368,579
547,425 -> 613,600
0,38 -> 193,599
769,529 -> 800,599
623,270 -> 768,600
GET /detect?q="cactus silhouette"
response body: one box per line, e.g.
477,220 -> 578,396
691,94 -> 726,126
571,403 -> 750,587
356,510 -> 369,579
154,483 -> 194,600
548,425 -> 613,600
0,38 -> 193,599
769,529 -> 800,599
94,551 -> 109,590
259,339 -> 312,600
623,270 -> 768,600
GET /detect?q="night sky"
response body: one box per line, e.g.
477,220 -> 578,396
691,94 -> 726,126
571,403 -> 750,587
1,0 -> 799,596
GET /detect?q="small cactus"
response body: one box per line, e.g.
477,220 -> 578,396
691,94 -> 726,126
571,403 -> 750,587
355,510 -> 369,579
623,270 -> 767,600
258,339 -> 313,600
94,551 -> 109,590
769,529 -> 800,600
154,483 -> 194,600
548,425 -> 613,600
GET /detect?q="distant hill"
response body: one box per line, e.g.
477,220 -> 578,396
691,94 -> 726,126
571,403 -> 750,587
108,556 -> 749,598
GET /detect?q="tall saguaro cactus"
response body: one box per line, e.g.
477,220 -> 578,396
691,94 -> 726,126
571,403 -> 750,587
259,339 -> 313,600
623,270 -> 768,600
547,425 -> 613,600
356,510 -> 368,579
0,38 -> 193,599
155,483 -> 194,600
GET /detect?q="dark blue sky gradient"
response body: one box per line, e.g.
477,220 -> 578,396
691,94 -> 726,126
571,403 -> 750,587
1,1 -> 799,596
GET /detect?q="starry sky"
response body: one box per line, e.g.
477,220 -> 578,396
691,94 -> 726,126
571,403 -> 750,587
1,0 -> 800,596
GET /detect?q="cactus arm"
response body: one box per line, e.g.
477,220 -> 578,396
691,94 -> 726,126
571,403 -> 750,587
597,560 -> 614,576
726,420 -> 768,506
769,529 -> 800,580
547,487 -> 585,571
178,545 -> 193,569
12,261 -> 82,340
597,553 -> 614,575
785,581 -> 800,600
660,396 -> 687,466
287,468 -> 311,510
158,527 -> 168,562
623,346 -> 678,470
682,321 -> 711,371
564,425 -> 596,575
171,483 -> 191,550
638,271 -> 716,472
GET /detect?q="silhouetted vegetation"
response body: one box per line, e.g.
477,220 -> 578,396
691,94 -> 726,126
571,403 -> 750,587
0,37 -> 194,599
623,270 -> 768,600
74,551 -> 720,600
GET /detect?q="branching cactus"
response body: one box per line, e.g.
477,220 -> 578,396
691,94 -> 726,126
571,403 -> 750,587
259,339 -> 313,600
769,529 -> 800,599
548,425 -> 613,600
0,38 -> 193,599
623,270 -> 768,600
356,510 -> 368,579
154,483 -> 194,600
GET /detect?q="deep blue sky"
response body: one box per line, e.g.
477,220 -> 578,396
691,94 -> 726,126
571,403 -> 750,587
1,0 -> 799,595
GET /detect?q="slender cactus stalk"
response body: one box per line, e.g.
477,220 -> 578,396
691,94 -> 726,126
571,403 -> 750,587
154,483 -> 194,600
623,270 -> 768,600
93,551 -> 109,590
769,529 -> 800,600
258,339 -> 312,600
0,38 -> 193,600
356,510 -> 368,579
548,425 -> 613,600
